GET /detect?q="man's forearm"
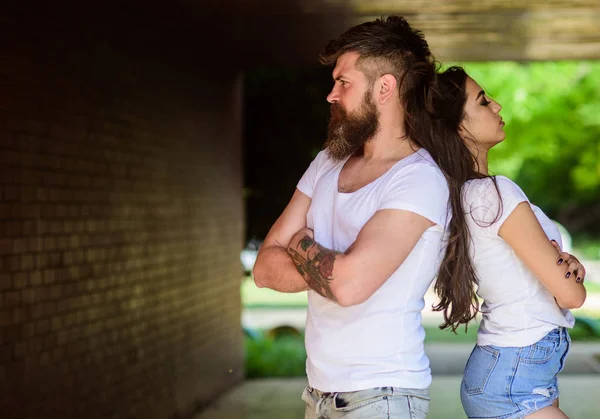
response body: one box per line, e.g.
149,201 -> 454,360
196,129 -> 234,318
253,245 -> 310,292
287,234 -> 342,302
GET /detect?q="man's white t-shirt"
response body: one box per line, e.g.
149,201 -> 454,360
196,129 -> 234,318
296,148 -> 449,392
464,176 -> 575,348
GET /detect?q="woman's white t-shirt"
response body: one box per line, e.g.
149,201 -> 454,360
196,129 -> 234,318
464,176 -> 575,347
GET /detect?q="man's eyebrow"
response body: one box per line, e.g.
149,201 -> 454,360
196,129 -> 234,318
476,90 -> 485,100
334,74 -> 347,81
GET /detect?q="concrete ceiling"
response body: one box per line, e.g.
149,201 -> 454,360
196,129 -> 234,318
3,0 -> 599,70
344,0 -> 600,62
224,0 -> 600,65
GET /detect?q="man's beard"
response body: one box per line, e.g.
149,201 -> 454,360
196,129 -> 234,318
325,91 -> 380,161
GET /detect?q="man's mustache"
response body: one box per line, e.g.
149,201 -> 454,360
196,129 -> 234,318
329,104 -> 349,126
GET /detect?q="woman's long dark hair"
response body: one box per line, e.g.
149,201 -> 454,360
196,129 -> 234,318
403,65 -> 486,332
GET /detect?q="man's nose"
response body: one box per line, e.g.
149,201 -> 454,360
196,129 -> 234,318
327,87 -> 339,104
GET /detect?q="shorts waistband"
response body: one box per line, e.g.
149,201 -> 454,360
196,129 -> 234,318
306,385 -> 429,399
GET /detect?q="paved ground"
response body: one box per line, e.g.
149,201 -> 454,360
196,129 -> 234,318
195,375 -> 600,419
196,341 -> 600,417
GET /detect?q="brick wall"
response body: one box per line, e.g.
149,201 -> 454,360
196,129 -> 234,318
0,13 -> 244,419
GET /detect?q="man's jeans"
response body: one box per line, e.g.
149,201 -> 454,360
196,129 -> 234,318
302,385 -> 430,418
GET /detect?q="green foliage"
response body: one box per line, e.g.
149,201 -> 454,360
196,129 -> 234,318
572,234 -> 600,260
425,325 -> 477,343
569,317 -> 600,341
245,334 -> 307,378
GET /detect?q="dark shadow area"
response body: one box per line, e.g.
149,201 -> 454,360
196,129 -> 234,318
243,67 -> 332,240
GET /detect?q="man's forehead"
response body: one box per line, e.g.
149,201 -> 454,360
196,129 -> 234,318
333,52 -> 361,77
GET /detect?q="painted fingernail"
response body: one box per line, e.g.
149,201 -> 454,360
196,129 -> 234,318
576,277 -> 581,283
566,272 -> 571,278
558,259 -> 563,265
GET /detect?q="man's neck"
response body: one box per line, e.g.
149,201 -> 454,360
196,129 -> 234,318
361,121 -> 417,163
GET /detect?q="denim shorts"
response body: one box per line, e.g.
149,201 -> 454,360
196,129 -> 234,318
302,385 -> 430,418
460,327 -> 571,419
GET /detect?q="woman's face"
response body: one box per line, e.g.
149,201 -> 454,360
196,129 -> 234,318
459,77 -> 505,150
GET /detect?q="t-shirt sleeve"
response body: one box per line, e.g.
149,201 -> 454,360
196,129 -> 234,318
469,176 -> 529,236
378,163 -> 450,227
531,204 -> 563,247
296,150 -> 327,198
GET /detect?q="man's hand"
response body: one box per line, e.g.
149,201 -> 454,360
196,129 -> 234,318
551,240 -> 586,283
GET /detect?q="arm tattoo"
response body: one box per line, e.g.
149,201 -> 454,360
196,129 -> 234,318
288,235 -> 339,302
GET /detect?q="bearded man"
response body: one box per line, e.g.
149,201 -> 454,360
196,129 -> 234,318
253,16 -> 450,419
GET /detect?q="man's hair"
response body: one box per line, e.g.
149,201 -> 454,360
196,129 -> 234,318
319,16 -> 435,91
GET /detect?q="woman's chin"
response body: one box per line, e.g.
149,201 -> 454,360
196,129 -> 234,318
489,137 -> 505,150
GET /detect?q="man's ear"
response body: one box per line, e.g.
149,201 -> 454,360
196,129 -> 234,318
376,74 -> 398,104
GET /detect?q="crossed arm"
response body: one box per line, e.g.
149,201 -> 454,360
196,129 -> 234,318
253,189 -> 434,307
252,189 -> 312,293
254,186 -> 587,311
500,202 -> 586,309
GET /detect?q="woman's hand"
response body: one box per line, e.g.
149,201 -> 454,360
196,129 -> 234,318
551,240 -> 586,283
